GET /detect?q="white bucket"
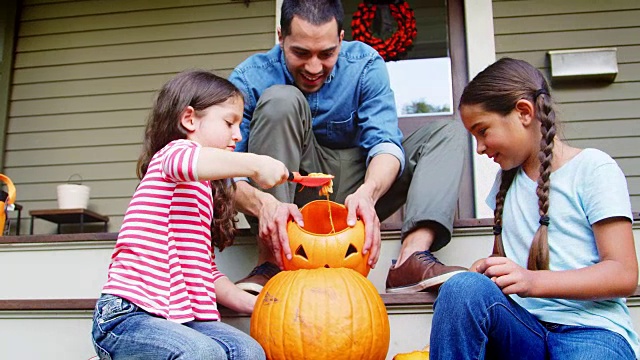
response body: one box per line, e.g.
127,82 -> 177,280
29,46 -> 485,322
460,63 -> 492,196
57,184 -> 90,209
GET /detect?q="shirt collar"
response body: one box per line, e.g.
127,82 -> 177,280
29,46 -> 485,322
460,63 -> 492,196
325,63 -> 336,84
279,49 -> 296,85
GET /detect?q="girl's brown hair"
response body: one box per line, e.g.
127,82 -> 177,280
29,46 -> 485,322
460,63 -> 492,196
460,58 -> 556,270
137,70 -> 243,251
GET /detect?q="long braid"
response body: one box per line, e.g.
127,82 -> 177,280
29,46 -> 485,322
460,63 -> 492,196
527,90 -> 556,270
460,57 -> 559,269
493,169 -> 517,256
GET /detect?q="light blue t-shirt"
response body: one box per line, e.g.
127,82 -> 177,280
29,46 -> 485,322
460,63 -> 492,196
487,148 -> 639,357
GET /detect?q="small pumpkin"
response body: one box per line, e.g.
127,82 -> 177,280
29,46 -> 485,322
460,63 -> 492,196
393,348 -> 430,360
250,268 -> 390,360
283,200 -> 370,276
0,174 -> 16,235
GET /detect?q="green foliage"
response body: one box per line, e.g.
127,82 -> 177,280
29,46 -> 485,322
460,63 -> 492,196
402,99 -> 451,115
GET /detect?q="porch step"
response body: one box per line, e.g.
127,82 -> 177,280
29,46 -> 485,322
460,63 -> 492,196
4,291 -> 640,360
1,223 -> 639,359
0,224 -> 495,300
0,225 -> 485,360
0,294 -> 439,360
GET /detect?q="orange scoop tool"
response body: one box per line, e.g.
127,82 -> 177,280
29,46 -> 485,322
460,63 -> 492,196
288,172 -> 334,187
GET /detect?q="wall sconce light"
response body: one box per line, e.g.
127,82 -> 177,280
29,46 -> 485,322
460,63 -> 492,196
547,48 -> 618,83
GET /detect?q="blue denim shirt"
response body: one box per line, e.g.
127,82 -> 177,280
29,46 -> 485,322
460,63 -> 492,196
228,41 -> 405,171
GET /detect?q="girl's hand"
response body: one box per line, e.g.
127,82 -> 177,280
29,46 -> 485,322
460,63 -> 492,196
344,187 -> 381,269
469,258 -> 487,273
251,155 -> 288,189
214,276 -> 258,314
476,256 -> 537,297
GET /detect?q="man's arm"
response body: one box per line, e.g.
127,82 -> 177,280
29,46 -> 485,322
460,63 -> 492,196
358,153 -> 400,202
342,50 -> 404,268
235,180 -> 303,267
356,53 -> 405,172
344,153 -> 400,269
234,180 -> 273,218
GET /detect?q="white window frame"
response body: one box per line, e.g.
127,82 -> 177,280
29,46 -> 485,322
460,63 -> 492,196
463,0 -> 499,218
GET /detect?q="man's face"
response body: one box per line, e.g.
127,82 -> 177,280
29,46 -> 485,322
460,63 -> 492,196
279,16 -> 344,94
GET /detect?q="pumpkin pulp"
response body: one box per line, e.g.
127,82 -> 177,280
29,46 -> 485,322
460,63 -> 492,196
308,172 -> 336,233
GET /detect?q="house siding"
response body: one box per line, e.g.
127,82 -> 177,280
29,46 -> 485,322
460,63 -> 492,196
7,0 -> 276,233
0,1 -> 19,173
492,0 -> 640,210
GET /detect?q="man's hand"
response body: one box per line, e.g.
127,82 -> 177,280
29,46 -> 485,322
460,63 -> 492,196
257,196 -> 304,268
344,186 -> 381,269
342,154 -> 400,269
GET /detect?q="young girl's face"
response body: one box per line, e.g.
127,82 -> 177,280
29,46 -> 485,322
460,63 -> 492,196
461,103 -> 539,171
187,96 -> 244,151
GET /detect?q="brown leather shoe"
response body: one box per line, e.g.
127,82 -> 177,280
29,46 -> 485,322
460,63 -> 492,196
385,251 -> 466,293
235,262 -> 281,295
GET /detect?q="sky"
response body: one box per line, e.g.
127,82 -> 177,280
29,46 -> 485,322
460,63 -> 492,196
386,57 -> 454,117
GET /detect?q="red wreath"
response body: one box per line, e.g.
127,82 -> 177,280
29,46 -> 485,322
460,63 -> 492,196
351,1 -> 417,62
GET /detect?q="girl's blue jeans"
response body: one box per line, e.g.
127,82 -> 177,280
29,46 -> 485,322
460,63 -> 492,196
430,272 -> 635,360
91,294 -> 266,360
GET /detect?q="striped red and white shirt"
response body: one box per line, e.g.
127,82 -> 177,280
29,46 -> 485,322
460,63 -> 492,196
103,139 -> 225,322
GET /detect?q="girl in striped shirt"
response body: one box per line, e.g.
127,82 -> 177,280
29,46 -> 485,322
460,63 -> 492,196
91,70 -> 288,360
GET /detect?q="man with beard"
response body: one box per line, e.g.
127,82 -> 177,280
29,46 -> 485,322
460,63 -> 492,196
229,0 -> 467,295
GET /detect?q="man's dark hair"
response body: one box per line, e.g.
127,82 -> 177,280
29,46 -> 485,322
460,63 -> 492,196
280,0 -> 344,37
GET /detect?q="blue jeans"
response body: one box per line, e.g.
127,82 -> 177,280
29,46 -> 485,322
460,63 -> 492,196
430,272 -> 635,360
91,294 -> 266,360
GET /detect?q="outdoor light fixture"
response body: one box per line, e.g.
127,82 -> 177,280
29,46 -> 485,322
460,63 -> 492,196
548,48 -> 618,82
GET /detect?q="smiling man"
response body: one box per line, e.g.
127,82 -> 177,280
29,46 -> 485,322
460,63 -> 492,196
229,0 -> 468,295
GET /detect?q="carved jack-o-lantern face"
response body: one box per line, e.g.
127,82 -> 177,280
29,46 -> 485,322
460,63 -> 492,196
283,200 -> 369,276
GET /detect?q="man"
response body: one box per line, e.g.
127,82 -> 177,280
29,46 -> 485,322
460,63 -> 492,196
229,0 -> 466,294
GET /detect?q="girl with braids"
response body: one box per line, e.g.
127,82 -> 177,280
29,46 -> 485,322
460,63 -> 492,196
91,70 -> 288,360
429,58 -> 639,359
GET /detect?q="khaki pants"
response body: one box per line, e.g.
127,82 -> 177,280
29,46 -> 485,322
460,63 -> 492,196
246,85 -> 466,250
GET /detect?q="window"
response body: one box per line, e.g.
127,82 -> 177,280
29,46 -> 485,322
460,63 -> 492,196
343,0 -> 475,222
388,58 -> 453,118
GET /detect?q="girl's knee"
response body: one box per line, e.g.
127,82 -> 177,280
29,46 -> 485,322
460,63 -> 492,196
226,332 -> 266,360
178,338 -> 226,360
440,272 -> 489,293
233,339 -> 266,360
437,272 -> 499,306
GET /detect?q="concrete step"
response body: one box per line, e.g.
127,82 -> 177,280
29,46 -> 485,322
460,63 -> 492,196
4,292 -> 640,360
0,226 -> 495,300
1,225 -> 639,359
0,226 -> 490,360
0,297 -> 439,360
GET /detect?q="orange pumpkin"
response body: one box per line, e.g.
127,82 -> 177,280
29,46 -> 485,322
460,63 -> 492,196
0,174 -> 16,235
393,349 -> 430,360
283,200 -> 370,276
250,268 -> 390,360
